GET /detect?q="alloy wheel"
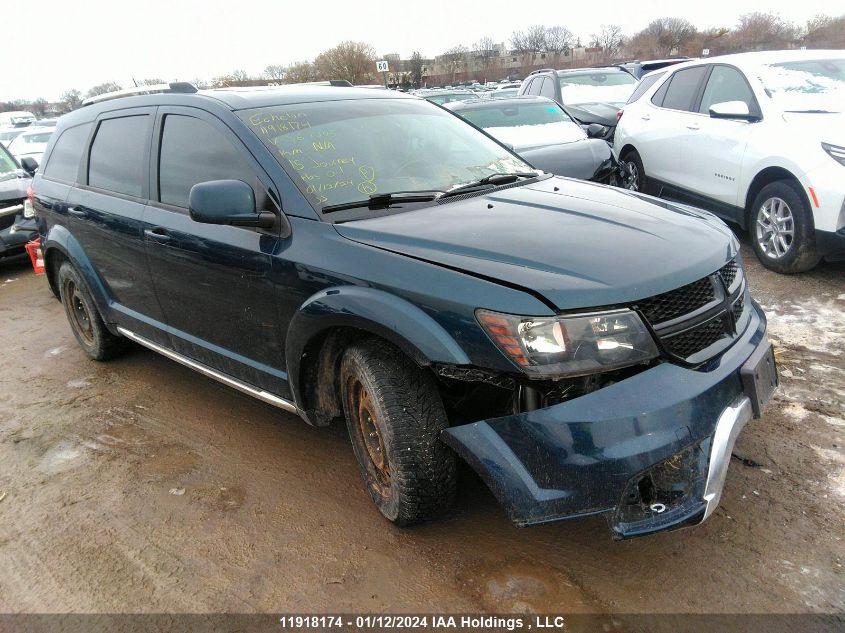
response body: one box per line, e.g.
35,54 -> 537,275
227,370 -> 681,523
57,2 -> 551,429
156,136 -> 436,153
756,196 -> 795,259
622,161 -> 639,191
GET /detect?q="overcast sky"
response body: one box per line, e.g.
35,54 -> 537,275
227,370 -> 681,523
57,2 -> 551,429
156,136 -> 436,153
3,0 -> 838,102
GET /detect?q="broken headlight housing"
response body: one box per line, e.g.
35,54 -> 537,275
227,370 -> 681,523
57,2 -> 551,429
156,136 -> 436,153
477,308 -> 659,378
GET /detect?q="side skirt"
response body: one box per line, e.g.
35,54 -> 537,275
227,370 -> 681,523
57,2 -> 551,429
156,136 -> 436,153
650,179 -> 746,228
116,327 -> 302,416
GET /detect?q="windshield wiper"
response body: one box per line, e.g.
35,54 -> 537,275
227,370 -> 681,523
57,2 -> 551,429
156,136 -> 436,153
322,190 -> 443,214
438,172 -> 539,199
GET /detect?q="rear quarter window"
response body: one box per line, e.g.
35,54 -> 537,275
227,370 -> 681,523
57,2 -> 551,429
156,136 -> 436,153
627,72 -> 666,104
43,123 -> 92,183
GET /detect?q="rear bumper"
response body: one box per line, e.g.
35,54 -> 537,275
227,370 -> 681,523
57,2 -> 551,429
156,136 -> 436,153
442,302 -> 771,538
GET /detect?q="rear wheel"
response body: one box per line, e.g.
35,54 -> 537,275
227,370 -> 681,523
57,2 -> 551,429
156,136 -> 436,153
749,181 -> 820,274
620,149 -> 646,192
58,262 -> 128,360
340,339 -> 456,526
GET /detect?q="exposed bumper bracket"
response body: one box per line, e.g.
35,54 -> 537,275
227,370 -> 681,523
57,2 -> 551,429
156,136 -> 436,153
702,395 -> 753,521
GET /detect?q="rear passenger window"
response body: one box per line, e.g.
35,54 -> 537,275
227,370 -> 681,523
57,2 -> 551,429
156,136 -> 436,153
43,123 -> 91,183
660,67 -> 709,111
158,115 -> 255,208
88,116 -> 149,197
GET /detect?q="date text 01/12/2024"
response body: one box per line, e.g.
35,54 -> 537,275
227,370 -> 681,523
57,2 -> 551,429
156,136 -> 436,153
277,615 -> 568,629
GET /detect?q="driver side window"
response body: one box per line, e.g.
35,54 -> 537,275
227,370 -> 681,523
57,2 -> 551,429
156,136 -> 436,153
698,66 -> 756,114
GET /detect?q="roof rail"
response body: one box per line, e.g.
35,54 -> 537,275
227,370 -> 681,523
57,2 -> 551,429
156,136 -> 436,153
528,68 -> 556,75
81,82 -> 198,107
296,80 -> 353,87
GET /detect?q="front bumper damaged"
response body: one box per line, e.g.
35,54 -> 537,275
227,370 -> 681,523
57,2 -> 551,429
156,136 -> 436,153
442,302 -> 773,539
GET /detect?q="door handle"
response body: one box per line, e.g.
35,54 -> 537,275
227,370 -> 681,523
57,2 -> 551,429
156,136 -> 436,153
144,227 -> 172,242
66,206 -> 87,218
641,114 -> 651,121
687,123 -> 700,130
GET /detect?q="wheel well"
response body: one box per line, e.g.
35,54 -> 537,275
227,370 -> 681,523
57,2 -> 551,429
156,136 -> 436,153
44,248 -> 67,299
744,167 -> 809,221
618,144 -> 637,160
298,327 -> 413,427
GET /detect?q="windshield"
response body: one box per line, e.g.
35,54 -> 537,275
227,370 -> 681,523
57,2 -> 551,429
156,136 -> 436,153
758,58 -> 845,112
240,99 -> 529,213
456,100 -> 584,146
558,72 -> 637,106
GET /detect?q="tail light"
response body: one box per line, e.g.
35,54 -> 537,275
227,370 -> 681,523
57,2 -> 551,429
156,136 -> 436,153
23,185 -> 35,218
616,109 -> 624,123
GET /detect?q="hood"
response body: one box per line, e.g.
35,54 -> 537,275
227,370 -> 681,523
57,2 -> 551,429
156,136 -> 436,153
781,111 -> 845,147
0,171 -> 30,203
520,138 -> 612,180
563,102 -> 622,127
334,177 -> 736,310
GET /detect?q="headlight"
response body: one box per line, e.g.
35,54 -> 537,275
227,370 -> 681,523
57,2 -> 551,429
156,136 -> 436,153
822,142 -> 845,167
23,198 -> 34,218
477,308 -> 659,378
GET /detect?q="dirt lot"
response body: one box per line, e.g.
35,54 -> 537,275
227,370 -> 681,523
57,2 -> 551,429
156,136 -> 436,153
0,242 -> 843,624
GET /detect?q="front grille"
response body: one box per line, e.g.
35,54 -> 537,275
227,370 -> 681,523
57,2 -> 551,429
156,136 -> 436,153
636,277 -> 716,325
635,257 -> 746,363
719,260 -> 739,288
663,317 -> 730,358
732,295 -> 745,322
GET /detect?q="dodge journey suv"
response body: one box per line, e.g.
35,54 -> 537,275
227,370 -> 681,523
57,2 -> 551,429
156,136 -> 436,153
32,83 -> 777,538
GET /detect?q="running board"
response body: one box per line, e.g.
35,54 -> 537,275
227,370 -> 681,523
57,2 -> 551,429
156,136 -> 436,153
116,327 -> 300,415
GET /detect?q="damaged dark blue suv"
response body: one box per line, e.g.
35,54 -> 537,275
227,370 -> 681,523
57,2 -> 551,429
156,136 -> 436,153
32,83 -> 777,538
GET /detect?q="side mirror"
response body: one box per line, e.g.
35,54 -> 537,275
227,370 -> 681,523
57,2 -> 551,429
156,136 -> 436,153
586,123 -> 607,138
20,156 -> 38,175
709,101 -> 758,121
188,180 -> 275,229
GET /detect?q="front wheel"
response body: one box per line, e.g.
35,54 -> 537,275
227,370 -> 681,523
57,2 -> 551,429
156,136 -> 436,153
749,181 -> 820,274
340,339 -> 456,526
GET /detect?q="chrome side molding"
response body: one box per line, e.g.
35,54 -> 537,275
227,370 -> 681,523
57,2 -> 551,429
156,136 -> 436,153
702,395 -> 753,520
116,327 -> 300,415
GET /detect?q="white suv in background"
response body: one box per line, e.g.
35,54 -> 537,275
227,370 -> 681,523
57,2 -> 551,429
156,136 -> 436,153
613,50 -> 845,273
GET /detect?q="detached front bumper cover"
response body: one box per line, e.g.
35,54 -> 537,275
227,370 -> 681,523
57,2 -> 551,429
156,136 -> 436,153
442,302 -> 772,539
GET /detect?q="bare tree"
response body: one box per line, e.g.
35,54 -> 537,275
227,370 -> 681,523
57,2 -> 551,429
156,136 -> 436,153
545,26 -> 575,64
230,69 -> 250,81
409,51 -> 424,87
314,41 -> 377,85
441,45 -> 468,84
472,37 -> 501,82
804,13 -> 845,49
284,61 -> 317,84
31,98 -> 48,117
729,12 -> 798,52
627,18 -> 696,57
60,89 -> 82,112
86,82 -> 122,98
138,78 -> 165,86
590,24 -> 625,59
264,65 -> 286,81
525,25 -> 547,52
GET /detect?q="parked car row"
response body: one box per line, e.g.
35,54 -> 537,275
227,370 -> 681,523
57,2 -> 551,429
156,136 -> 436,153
0,111 -> 57,165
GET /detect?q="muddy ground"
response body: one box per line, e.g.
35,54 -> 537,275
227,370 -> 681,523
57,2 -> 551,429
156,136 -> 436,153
0,241 -> 843,627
